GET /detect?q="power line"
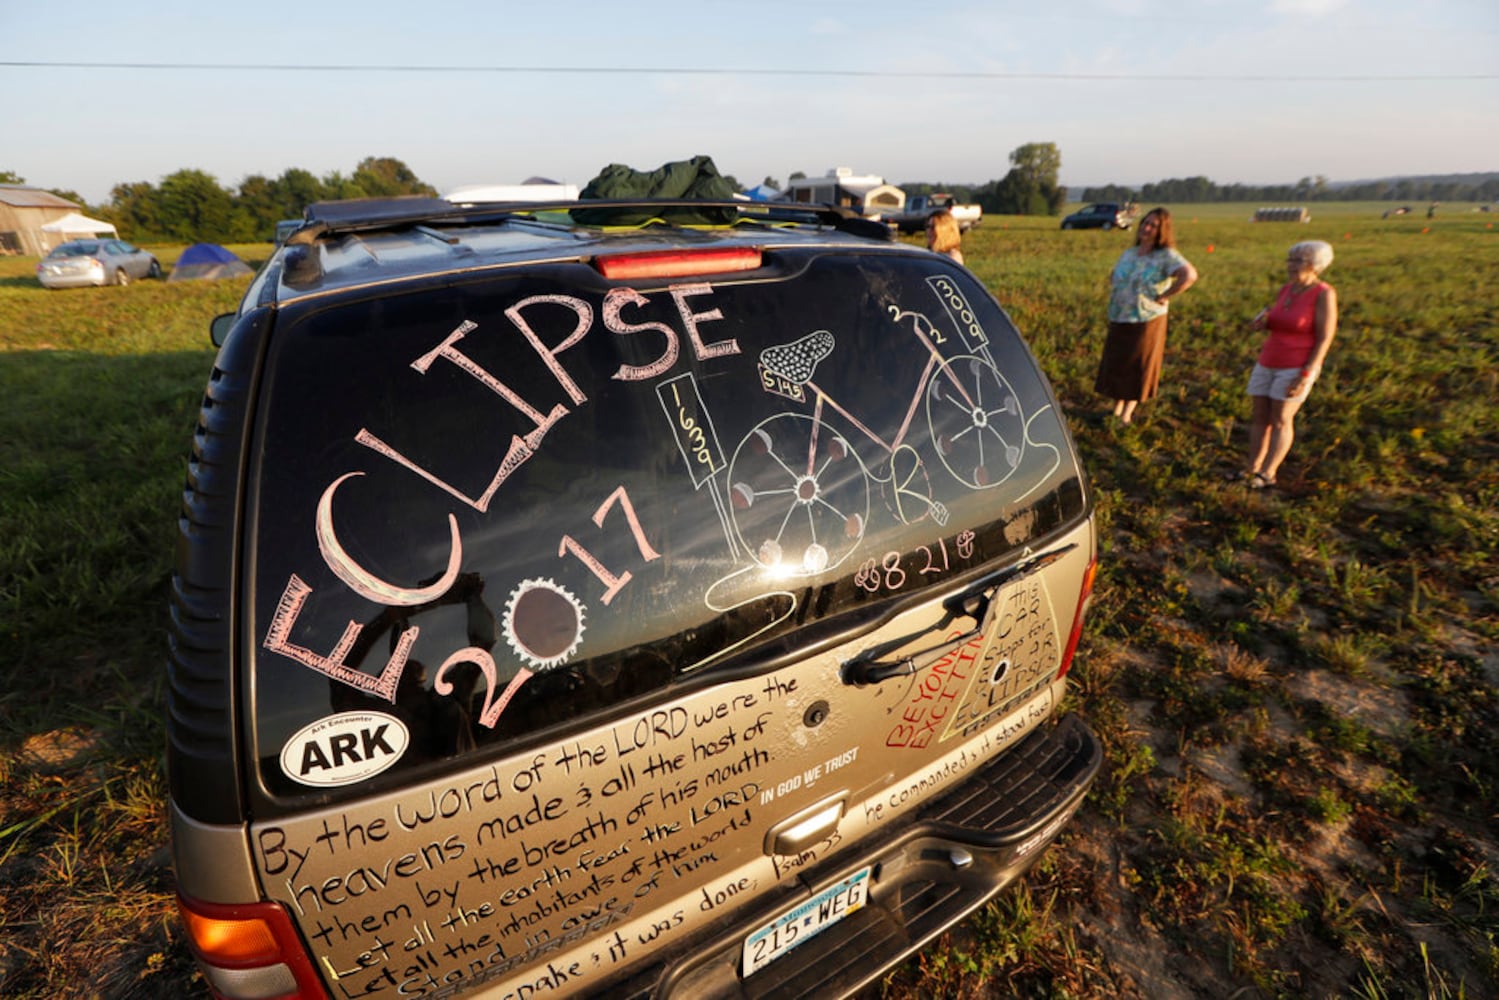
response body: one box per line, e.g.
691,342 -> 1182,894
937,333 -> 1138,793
0,60 -> 1492,82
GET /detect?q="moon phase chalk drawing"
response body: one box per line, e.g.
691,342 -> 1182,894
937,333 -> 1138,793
504,577 -> 586,670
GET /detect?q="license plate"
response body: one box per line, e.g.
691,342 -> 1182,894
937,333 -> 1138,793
742,867 -> 870,977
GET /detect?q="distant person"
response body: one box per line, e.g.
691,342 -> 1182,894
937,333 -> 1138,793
1093,207 -> 1198,425
1427,201 -> 1439,219
1232,240 -> 1338,489
926,207 -> 965,264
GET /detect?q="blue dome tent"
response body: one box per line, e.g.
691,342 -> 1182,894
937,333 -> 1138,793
740,183 -> 783,202
169,243 -> 253,281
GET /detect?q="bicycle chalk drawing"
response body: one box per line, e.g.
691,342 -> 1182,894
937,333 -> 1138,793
648,273 -> 1066,673
725,275 -> 1045,577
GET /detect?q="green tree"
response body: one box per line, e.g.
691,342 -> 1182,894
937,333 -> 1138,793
274,168 -> 327,211
108,181 -> 163,240
0,170 -> 25,184
234,167 -> 329,237
236,174 -> 280,237
231,167 -> 332,240
350,156 -> 436,198
320,170 -> 364,201
156,169 -> 237,242
980,142 -> 1066,216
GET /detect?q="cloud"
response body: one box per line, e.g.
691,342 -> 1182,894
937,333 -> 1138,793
1269,0 -> 1351,16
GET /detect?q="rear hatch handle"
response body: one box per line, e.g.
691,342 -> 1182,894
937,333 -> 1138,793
764,795 -> 848,857
839,543 -> 1077,687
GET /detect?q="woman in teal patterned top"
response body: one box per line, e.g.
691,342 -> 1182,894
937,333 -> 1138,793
1094,207 -> 1198,425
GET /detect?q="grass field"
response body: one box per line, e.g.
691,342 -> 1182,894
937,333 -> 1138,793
1,208 -> 1495,998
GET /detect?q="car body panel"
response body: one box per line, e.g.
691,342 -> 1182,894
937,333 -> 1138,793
169,198 -> 1100,999
246,665 -> 1084,998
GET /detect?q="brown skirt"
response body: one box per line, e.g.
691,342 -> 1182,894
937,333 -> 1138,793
1094,316 -> 1169,401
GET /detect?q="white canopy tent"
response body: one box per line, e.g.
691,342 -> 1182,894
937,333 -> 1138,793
40,212 -> 118,247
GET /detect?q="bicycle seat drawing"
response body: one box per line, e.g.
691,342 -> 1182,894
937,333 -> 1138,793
728,301 -> 1029,576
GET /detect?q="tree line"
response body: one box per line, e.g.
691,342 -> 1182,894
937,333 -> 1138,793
2,157 -> 436,244
111,157 -> 436,243
8,150 -> 1493,246
919,166 -> 1497,213
1080,173 -> 1499,205
7,145 -> 1070,244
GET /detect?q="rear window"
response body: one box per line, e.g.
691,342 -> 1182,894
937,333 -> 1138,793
51,241 -> 99,257
246,249 -> 1084,801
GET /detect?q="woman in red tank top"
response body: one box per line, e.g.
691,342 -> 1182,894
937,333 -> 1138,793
1234,240 -> 1338,489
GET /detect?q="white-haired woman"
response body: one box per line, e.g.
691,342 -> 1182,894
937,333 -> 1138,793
1236,240 -> 1338,489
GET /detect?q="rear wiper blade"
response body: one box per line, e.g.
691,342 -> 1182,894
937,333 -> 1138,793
840,544 -> 1077,686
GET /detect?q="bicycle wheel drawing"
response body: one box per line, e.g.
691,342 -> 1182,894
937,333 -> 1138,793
926,354 -> 1025,489
728,414 -> 871,575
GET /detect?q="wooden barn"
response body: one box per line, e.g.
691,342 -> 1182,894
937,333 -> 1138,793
0,184 -> 111,256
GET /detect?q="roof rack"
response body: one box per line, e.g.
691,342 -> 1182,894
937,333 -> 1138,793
293,197 -> 894,243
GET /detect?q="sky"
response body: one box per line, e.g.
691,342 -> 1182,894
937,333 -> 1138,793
3,0 -> 1496,206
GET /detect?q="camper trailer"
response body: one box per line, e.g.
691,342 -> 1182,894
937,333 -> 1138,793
782,167 -> 905,222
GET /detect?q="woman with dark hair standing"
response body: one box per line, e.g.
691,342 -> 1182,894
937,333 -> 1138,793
1094,207 -> 1198,425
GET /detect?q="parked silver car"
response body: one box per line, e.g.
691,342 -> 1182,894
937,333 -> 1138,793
36,238 -> 161,288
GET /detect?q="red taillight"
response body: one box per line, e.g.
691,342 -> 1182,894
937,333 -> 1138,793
594,246 -> 762,280
177,894 -> 326,999
1056,556 -> 1097,679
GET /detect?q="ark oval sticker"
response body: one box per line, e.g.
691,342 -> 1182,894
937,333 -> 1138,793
281,711 -> 410,787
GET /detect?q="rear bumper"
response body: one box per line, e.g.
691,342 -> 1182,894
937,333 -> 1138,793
37,270 -> 105,288
622,713 -> 1102,1000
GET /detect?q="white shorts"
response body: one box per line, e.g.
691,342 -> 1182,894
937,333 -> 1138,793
1247,363 -> 1315,401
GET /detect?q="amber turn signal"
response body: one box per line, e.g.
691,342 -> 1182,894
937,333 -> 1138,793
178,903 -> 280,965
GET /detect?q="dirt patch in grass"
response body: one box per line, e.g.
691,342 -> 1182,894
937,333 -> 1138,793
14,728 -> 102,775
1292,667 -> 1409,739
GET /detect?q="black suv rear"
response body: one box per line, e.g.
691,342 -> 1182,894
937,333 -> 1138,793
169,195 -> 1101,999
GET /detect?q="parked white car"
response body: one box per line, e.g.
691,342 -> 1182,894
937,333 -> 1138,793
36,238 -> 161,288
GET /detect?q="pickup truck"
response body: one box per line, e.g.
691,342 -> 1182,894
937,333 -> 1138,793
891,193 -> 983,234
